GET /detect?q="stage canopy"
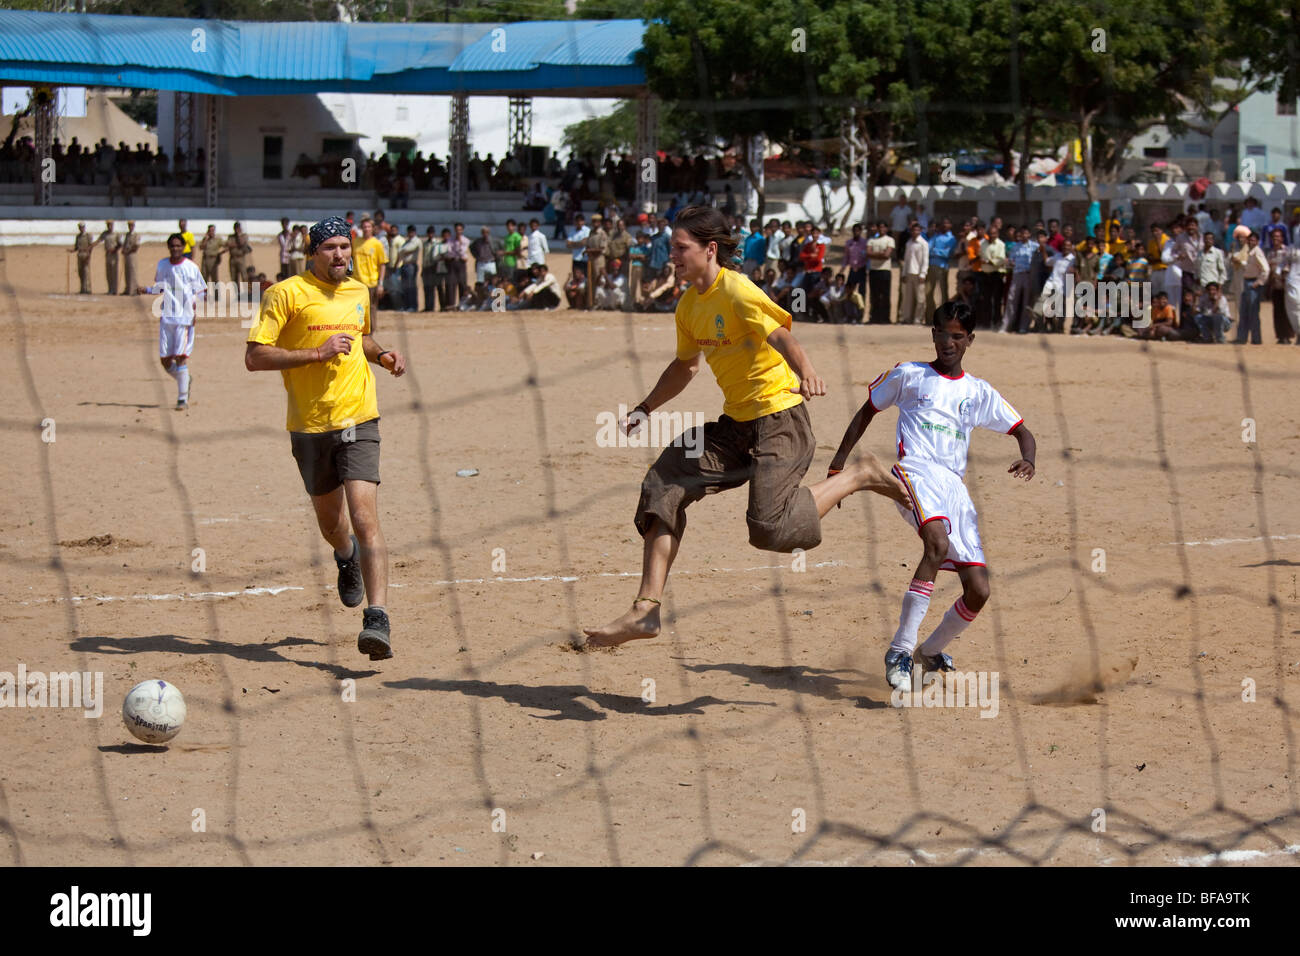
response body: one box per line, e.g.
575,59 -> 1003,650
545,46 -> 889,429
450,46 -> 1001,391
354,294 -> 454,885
0,12 -> 646,98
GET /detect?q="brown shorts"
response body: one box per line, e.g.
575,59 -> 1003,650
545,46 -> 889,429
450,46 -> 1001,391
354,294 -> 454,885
290,418 -> 380,496
634,401 -> 821,553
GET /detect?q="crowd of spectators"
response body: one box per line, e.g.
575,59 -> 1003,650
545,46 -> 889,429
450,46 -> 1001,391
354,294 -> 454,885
786,194 -> 1300,344
0,136 -> 207,202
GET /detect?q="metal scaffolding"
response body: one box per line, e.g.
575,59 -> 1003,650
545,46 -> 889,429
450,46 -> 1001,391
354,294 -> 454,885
449,92 -> 469,211
507,96 -> 532,159
174,91 -> 197,175
635,93 -> 659,215
204,94 -> 219,207
32,87 -> 56,206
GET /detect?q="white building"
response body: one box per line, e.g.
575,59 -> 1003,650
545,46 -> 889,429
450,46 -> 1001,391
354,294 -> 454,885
1124,88 -> 1300,182
156,90 -> 618,191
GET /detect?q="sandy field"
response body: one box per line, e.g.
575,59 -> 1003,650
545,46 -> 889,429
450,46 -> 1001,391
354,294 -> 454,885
2,239 -> 1298,867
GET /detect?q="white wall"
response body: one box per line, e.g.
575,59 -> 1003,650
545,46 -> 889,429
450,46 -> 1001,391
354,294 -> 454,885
171,91 -> 622,191
1238,88 -> 1300,180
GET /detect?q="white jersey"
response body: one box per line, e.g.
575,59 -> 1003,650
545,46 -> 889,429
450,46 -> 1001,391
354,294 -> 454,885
867,361 -> 1022,479
148,257 -> 206,324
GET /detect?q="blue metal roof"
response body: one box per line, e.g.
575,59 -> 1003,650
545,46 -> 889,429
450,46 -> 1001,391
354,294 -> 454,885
0,12 -> 645,96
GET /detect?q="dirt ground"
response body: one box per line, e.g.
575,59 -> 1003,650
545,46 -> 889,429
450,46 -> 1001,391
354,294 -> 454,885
2,240 -> 1298,867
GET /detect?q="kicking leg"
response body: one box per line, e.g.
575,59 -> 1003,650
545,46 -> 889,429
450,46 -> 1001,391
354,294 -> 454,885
810,453 -> 910,514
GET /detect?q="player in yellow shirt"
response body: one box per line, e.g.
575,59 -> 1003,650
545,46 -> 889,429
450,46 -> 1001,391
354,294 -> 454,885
582,205 -> 909,647
245,217 -> 408,661
352,217 -> 388,325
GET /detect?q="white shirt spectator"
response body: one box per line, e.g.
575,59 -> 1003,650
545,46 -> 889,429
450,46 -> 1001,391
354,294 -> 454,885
766,228 -> 785,264
902,235 -> 929,277
1198,245 -> 1227,287
567,223 -> 590,261
396,235 -> 422,268
526,227 -> 550,267
1045,252 -> 1075,292
867,233 -> 895,270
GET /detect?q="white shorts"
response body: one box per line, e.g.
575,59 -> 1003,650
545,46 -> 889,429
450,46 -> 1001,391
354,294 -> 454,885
891,456 -> 985,571
159,321 -> 194,360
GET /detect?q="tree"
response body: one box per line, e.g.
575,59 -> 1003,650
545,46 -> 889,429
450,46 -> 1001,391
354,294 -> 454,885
639,0 -> 950,222
1228,1 -> 1300,104
561,99 -> 693,159
1011,0 -> 1234,202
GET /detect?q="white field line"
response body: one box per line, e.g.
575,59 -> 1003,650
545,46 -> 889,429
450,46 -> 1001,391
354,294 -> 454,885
18,560 -> 847,606
746,840 -> 1300,867
1177,844 -> 1300,866
1175,533 -> 1300,547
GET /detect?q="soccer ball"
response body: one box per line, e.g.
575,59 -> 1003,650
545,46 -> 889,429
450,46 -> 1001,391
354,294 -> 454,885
122,679 -> 186,744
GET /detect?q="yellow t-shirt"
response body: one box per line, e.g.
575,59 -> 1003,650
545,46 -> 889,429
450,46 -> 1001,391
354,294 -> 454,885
675,267 -> 802,422
180,231 -> 195,254
352,236 -> 388,288
247,271 -> 377,434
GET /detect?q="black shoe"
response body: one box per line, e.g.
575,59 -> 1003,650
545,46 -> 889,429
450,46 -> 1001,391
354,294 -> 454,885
358,606 -> 393,660
335,534 -> 364,608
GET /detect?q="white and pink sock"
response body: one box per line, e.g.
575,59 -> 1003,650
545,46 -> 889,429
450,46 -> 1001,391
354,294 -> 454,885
919,597 -> 978,657
889,578 -> 934,655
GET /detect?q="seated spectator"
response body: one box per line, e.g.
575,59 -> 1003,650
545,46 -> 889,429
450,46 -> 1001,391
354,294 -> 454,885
594,259 -> 628,310
1135,290 -> 1192,340
509,263 -> 561,310
770,266 -> 796,310
459,281 -> 491,311
660,277 -> 690,312
820,272 -> 854,323
806,272 -> 831,323
1193,281 -> 1233,343
564,269 -> 587,310
636,265 -> 671,312
954,272 -> 979,313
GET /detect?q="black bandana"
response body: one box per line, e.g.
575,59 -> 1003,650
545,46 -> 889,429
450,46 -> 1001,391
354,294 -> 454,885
309,216 -> 351,253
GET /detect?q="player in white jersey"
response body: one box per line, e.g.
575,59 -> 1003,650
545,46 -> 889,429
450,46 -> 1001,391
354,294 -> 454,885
829,301 -> 1037,691
140,233 -> 206,409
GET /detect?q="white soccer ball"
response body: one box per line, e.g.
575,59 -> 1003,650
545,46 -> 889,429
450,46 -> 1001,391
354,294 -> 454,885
122,679 -> 186,744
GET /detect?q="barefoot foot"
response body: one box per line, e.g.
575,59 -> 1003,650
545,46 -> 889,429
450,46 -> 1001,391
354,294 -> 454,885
854,452 -> 911,505
580,599 -> 662,648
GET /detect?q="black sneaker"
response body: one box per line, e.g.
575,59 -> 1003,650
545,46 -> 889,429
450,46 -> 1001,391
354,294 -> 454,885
335,534 -> 364,608
358,607 -> 392,660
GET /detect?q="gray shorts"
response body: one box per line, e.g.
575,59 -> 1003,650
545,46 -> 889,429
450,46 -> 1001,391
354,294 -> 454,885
289,418 -> 381,497
634,401 -> 821,553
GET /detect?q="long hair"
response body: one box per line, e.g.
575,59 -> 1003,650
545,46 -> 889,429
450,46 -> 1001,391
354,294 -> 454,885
671,205 -> 740,270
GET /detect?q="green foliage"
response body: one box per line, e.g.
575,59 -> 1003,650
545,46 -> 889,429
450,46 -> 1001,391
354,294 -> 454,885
81,0 -> 337,19
561,98 -> 694,158
1228,1 -> 1300,103
115,90 -> 157,126
71,0 -> 569,21
572,0 -> 646,18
